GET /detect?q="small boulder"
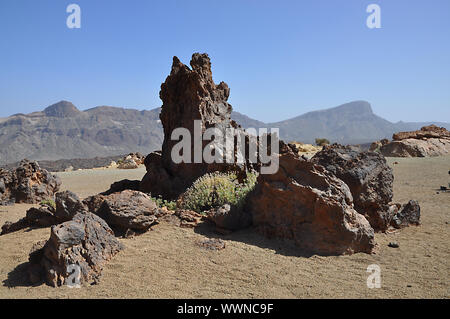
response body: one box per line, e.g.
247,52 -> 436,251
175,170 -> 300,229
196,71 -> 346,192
391,200 -> 421,228
29,211 -> 123,287
95,190 -> 165,235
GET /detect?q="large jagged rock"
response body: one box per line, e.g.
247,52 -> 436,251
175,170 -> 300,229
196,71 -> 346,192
95,190 -> 165,235
311,144 -> 394,231
0,160 -> 61,205
247,142 -> 375,255
28,211 -> 124,287
379,125 -> 450,157
140,53 -> 256,199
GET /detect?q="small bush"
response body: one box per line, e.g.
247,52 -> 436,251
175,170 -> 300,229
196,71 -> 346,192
40,199 -> 56,209
152,196 -> 177,211
315,138 -> 330,147
180,171 -> 258,213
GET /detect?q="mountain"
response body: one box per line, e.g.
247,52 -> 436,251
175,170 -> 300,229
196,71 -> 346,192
0,100 -> 448,166
0,101 -> 163,165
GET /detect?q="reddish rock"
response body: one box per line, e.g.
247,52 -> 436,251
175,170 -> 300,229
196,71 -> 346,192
0,160 -> 61,205
248,142 -> 375,255
140,53 -> 257,199
311,144 -> 394,231
96,190 -> 165,235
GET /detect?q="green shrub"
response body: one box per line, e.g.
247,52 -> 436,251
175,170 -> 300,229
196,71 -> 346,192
152,196 -> 177,211
315,138 -> 330,147
40,199 -> 56,210
180,171 -> 258,213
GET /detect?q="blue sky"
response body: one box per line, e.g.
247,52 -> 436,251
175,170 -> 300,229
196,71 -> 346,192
0,0 -> 449,123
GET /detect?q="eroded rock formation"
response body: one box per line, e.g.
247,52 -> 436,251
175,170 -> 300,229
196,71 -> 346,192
140,53 -> 256,199
0,160 -> 61,205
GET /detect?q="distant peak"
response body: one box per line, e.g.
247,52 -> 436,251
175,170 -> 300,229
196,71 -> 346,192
44,101 -> 80,118
332,101 -> 373,114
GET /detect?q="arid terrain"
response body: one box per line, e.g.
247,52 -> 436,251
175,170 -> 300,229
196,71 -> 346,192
0,156 -> 448,299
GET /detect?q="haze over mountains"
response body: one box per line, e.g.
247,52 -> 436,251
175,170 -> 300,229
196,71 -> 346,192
0,100 -> 448,165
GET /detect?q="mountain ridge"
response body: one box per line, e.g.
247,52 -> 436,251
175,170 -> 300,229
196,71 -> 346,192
0,100 -> 448,165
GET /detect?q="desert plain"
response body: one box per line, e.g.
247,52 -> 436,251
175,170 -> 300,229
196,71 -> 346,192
0,156 -> 448,299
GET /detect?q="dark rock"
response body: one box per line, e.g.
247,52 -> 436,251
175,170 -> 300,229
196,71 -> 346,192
206,204 -> 252,231
1,204 -> 57,235
247,142 -> 375,255
388,241 -> 399,248
82,194 -> 107,213
96,190 -> 165,234
54,191 -> 86,222
29,211 -> 124,287
140,53 -> 257,199
101,179 -> 141,196
311,144 -> 394,232
391,200 -> 421,228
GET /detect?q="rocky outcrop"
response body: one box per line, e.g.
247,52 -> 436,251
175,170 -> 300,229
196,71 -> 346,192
95,190 -> 165,235
311,144 -> 394,231
0,160 -> 61,205
247,142 -> 375,255
140,53 -> 256,199
28,211 -> 124,287
378,125 -> 450,157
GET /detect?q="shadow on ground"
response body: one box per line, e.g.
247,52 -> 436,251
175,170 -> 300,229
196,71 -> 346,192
3,261 -> 39,288
193,221 -> 316,258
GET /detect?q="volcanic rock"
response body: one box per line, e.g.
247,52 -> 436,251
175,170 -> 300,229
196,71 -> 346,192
391,200 -> 421,228
1,203 -> 57,235
140,53 -> 257,199
311,144 -> 394,231
54,190 -> 86,223
95,190 -> 165,235
29,211 -> 123,287
0,160 -> 61,205
247,142 -> 375,255
206,204 -> 252,231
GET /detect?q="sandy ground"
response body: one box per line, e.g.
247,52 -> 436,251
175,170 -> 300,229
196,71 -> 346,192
0,157 -> 448,299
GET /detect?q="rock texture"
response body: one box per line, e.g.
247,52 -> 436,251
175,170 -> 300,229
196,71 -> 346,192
0,160 -> 61,205
379,125 -> 450,157
311,144 -> 394,231
1,203 -> 57,235
140,53 -> 255,199
95,190 -> 165,235
29,211 -> 123,287
206,204 -> 252,231
391,200 -> 421,228
1,190 -> 86,235
248,142 -> 375,255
